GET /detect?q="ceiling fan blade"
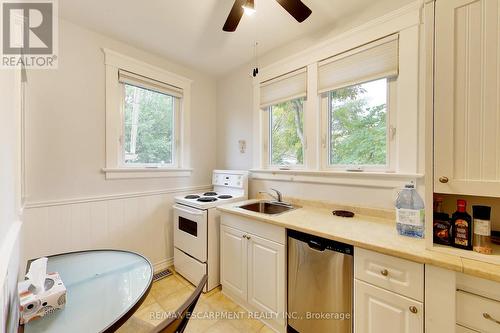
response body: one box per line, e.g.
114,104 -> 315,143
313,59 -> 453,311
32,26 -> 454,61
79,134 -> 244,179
223,0 -> 246,32
275,0 -> 312,23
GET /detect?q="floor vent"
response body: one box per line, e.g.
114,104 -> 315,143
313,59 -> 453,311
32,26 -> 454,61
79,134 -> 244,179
153,268 -> 173,282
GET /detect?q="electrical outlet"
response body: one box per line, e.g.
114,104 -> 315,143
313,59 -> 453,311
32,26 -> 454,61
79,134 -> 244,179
238,140 -> 246,154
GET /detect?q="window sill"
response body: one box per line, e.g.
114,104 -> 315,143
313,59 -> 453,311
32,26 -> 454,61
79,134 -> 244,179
102,167 -> 193,180
249,169 -> 424,189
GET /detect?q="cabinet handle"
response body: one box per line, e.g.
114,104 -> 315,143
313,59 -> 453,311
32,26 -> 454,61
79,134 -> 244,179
242,234 -> 247,239
483,313 -> 500,325
380,269 -> 389,276
246,235 -> 251,240
409,306 -> 418,314
439,176 -> 449,183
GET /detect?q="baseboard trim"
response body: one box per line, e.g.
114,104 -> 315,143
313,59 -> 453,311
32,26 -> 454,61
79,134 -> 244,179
153,257 -> 174,274
24,185 -> 212,209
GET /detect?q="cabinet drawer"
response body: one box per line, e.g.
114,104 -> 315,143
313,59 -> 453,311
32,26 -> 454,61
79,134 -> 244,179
457,290 -> 500,333
221,213 -> 285,245
354,247 -> 424,301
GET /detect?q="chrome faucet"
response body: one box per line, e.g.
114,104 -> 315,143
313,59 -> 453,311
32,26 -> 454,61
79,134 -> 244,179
259,188 -> 284,203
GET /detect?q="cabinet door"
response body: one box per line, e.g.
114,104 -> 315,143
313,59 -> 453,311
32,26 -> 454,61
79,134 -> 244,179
355,280 -> 423,333
434,0 -> 500,197
220,225 -> 247,300
247,233 -> 285,324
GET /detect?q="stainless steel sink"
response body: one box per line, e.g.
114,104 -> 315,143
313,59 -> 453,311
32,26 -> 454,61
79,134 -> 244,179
239,201 -> 297,215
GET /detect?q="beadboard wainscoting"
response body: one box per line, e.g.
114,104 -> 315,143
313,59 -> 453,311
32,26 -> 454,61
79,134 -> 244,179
20,185 -> 211,276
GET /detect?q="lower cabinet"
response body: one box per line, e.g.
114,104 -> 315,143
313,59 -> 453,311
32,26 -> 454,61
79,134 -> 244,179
220,225 -> 247,300
220,214 -> 286,333
354,247 -> 424,333
354,280 -> 423,333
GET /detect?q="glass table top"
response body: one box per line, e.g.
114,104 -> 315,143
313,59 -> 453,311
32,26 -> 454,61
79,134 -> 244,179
23,250 -> 153,333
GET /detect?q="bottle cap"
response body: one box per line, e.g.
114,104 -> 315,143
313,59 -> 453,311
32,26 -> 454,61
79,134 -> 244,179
473,205 -> 491,220
457,199 -> 467,212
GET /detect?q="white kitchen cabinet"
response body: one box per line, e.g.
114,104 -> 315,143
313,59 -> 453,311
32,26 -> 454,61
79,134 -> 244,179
355,280 -> 423,333
220,214 -> 286,332
220,225 -> 247,300
434,0 -> 500,197
247,233 -> 285,319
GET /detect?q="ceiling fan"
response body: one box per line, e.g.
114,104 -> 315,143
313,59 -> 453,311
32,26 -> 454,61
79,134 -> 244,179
223,0 -> 312,32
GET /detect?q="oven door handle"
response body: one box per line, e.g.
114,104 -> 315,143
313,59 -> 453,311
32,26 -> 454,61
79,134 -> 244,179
173,204 -> 205,216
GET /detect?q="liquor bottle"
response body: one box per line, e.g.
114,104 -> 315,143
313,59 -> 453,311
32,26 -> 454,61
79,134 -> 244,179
433,196 -> 451,245
473,205 -> 492,255
451,200 -> 472,250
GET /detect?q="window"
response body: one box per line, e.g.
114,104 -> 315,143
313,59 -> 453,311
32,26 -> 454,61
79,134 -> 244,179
122,84 -> 177,166
260,68 -> 307,168
103,49 -> 192,179
327,78 -> 390,169
256,34 -> 404,174
269,97 -> 305,166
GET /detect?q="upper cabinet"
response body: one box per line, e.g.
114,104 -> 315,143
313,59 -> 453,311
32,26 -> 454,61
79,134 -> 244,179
434,0 -> 500,197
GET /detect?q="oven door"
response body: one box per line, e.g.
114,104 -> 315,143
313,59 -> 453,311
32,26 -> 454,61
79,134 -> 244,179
173,204 -> 208,262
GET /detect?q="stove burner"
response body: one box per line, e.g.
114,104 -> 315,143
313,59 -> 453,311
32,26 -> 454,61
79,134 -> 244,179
197,197 -> 218,202
185,195 -> 200,199
218,195 -> 233,199
203,192 -> 218,196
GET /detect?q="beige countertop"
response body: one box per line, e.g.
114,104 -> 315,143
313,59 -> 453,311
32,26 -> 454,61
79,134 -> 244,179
218,199 -> 500,283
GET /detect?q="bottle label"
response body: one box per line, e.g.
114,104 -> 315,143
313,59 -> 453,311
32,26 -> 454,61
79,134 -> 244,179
474,219 -> 491,236
454,219 -> 469,246
396,208 -> 424,226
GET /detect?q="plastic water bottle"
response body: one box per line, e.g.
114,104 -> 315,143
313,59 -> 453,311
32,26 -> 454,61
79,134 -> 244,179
395,184 -> 425,238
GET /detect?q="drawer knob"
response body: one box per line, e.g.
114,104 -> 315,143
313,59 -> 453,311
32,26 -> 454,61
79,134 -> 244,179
380,269 -> 389,276
439,176 -> 449,183
483,313 -> 500,325
409,306 -> 418,314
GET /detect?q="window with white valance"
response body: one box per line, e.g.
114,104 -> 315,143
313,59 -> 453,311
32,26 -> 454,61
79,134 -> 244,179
257,33 -> 403,172
103,48 -> 192,179
260,68 -> 307,168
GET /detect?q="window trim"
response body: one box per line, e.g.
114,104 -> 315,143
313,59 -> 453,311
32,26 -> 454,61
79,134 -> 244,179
252,4 -> 422,184
102,48 -> 192,180
320,77 -> 397,172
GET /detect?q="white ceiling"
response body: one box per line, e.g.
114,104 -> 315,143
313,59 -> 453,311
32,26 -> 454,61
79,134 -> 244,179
60,0 -> 413,77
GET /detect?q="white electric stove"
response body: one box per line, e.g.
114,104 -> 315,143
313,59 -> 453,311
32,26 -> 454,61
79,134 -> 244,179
173,170 -> 248,292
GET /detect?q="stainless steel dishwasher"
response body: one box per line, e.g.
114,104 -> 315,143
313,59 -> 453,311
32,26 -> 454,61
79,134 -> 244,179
287,229 -> 353,333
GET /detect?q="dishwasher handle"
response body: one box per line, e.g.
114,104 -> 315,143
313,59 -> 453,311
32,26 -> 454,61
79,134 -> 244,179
308,239 -> 326,251
288,229 -> 353,255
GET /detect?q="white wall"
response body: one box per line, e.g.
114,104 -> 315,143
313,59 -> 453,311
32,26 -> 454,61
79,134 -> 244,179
21,19 -> 216,271
25,19 -> 216,203
216,2 -> 426,210
0,69 -> 22,333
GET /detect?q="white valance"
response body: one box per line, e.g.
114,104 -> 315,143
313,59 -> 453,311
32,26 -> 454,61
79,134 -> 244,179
260,68 -> 307,108
318,34 -> 399,94
118,69 -> 183,98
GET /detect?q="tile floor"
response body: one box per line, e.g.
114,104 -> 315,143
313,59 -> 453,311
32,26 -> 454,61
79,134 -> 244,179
117,272 -> 274,333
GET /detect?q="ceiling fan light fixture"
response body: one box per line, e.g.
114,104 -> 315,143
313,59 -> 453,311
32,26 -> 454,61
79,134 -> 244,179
242,0 -> 256,16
